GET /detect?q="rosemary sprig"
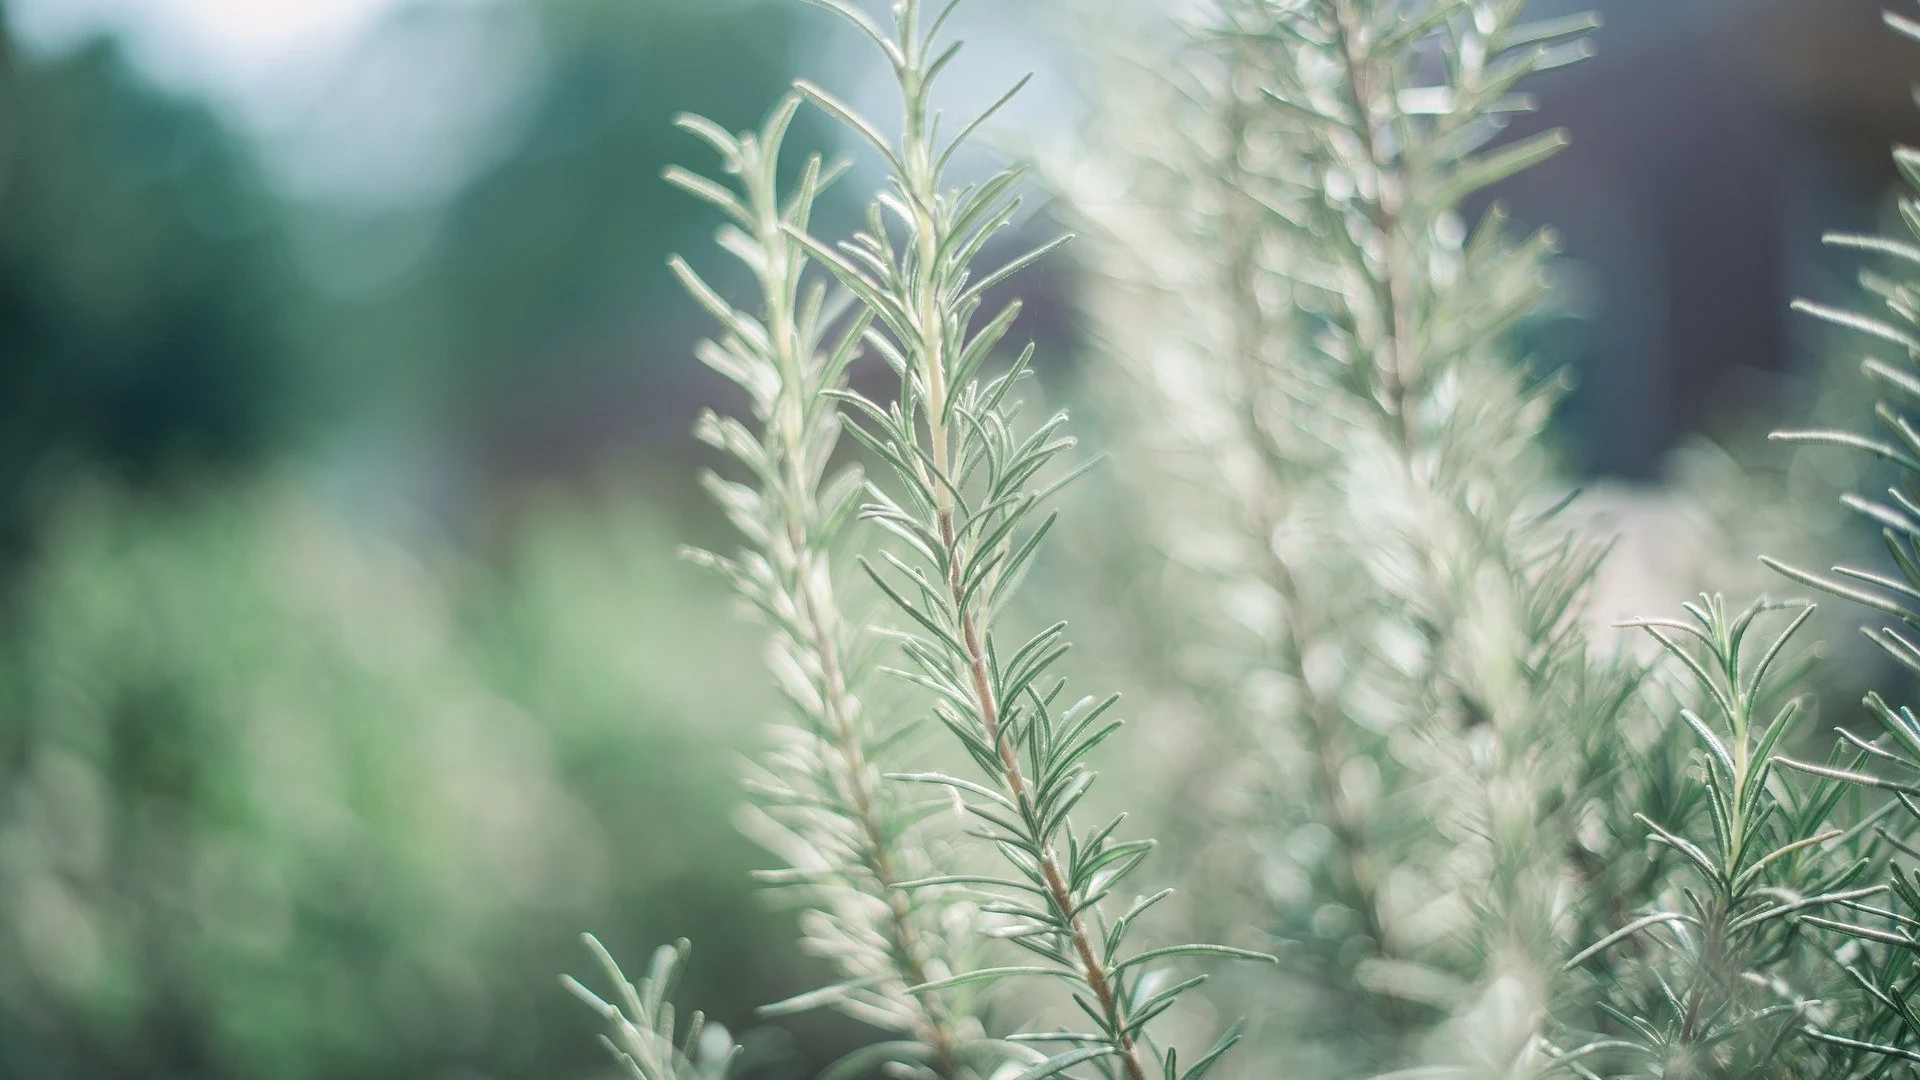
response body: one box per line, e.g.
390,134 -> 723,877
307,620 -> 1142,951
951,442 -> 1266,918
565,936 -> 738,1080
789,4 -> 1273,1080
669,94 -> 975,1074
1754,5 -> 1920,1069
1561,598 -> 1881,1076
1065,2 -> 1636,1073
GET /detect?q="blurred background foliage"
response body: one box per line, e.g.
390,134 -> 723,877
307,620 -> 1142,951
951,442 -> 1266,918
0,35 -> 293,566
0,479 -> 855,1079
0,0 -> 1914,1078
0,1 -> 854,1076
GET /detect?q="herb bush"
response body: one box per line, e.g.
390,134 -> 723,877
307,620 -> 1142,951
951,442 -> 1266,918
572,1 -> 1920,1079
0,484 -> 816,1080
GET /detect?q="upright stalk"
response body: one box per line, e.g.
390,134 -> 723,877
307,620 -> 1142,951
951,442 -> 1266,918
1563,597 -> 1882,1074
1066,1 -> 1633,1073
790,4 -> 1271,1080
668,97 -> 970,1073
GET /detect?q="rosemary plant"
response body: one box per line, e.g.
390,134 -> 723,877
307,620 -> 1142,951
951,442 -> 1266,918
579,3 -> 1920,1079
566,936 -> 739,1080
618,3 -> 1272,1080
667,96 -> 980,1071
1559,598 -> 1885,1078
781,3 -> 1274,1080
1743,4 -> 1920,1071
1062,2 -> 1640,1074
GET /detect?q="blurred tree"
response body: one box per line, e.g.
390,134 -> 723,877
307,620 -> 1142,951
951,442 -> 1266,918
0,0 -> 840,568
0,24 -> 300,569
0,3 -> 864,1077
280,0 -> 840,507
303,0 -> 844,506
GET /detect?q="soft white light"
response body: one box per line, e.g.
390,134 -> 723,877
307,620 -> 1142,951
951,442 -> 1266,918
9,0 -> 403,96
5,0 -> 542,214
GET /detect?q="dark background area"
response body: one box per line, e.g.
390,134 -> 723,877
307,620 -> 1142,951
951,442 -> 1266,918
1495,0 -> 1920,477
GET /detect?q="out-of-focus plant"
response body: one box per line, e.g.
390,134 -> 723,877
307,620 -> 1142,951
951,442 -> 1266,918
0,37 -> 299,568
458,486 -> 845,1062
327,0 -> 843,456
1054,1 -> 1647,1075
0,482 -> 807,1080
0,484 -> 591,1077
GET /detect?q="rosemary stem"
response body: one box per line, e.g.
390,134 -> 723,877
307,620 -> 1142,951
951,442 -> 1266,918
934,499 -> 1154,1080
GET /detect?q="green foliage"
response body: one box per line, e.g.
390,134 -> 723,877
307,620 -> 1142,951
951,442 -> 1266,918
328,0 -> 839,421
567,936 -> 740,1080
512,1 -> 1920,1079
0,482 -> 805,1080
0,485 -> 581,1077
1057,1 -> 1641,1075
666,77 -> 982,1072
1560,598 -> 1883,1077
0,38 -> 299,565
792,5 -> 1275,1080
56,2 -> 1920,1080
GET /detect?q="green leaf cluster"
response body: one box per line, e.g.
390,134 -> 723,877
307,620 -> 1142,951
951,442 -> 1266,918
666,69 -> 979,1077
